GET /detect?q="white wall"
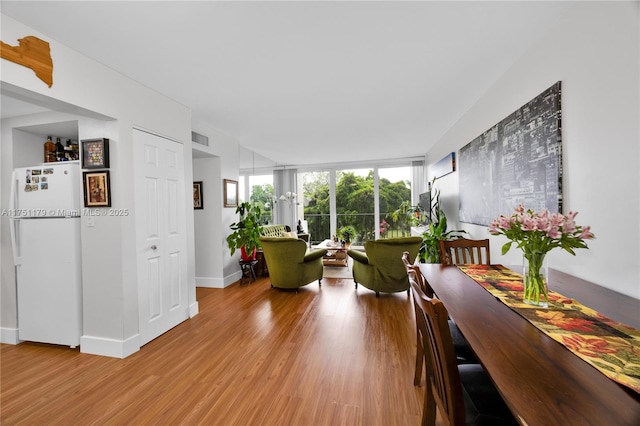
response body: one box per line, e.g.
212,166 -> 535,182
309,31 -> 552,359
192,119 -> 243,287
1,14 -> 198,356
426,2 -> 639,299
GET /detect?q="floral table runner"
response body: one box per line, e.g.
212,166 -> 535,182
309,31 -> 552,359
457,264 -> 640,394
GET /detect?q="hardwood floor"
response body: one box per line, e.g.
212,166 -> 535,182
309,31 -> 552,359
1,277 -> 426,425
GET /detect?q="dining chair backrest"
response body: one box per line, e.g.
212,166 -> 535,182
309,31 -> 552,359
402,251 -> 434,297
410,280 -> 466,426
439,239 -> 490,266
402,252 -> 425,386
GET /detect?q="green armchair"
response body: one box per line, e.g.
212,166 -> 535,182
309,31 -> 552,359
259,237 -> 328,291
347,236 -> 422,296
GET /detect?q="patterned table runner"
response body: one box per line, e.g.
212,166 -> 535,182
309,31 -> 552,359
457,264 -> 640,394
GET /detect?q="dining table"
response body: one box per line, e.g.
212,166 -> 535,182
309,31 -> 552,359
417,263 -> 640,426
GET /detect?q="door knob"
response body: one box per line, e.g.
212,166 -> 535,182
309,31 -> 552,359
151,245 -> 157,250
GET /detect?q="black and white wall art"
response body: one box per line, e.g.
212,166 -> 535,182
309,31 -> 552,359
458,82 -> 562,226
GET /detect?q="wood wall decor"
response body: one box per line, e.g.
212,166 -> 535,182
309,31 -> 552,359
0,36 -> 54,87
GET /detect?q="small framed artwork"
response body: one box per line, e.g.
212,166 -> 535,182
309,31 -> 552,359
223,179 -> 238,208
83,171 -> 111,207
193,181 -> 203,209
81,138 -> 110,169
430,152 -> 456,181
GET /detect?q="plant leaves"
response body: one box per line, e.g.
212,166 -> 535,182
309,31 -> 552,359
501,241 -> 513,255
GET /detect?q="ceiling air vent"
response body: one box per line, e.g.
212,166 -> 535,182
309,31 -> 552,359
191,131 -> 209,147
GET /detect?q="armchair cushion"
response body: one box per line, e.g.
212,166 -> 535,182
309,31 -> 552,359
347,237 -> 422,295
259,237 -> 328,290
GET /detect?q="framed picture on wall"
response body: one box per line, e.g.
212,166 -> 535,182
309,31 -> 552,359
223,179 -> 238,208
458,81 -> 563,225
81,138 -> 110,169
83,170 -> 111,207
193,181 -> 203,209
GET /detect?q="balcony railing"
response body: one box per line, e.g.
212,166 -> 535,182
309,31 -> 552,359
304,213 -> 414,245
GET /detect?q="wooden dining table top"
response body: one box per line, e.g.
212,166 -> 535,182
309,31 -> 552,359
418,263 -> 640,426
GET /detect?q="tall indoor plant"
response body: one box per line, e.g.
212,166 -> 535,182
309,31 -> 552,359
226,201 -> 264,261
418,182 -> 465,263
489,204 -> 595,307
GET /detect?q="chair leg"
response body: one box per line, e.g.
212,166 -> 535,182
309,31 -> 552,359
375,291 -> 380,297
423,385 -> 437,426
318,279 -> 322,287
354,281 -> 358,289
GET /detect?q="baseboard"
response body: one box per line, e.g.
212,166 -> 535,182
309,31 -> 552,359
189,301 -> 199,318
196,276 -> 224,288
0,327 -> 19,344
196,272 -> 241,288
80,334 -> 140,359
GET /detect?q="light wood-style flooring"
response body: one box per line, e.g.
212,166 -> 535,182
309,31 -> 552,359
1,276 -> 425,425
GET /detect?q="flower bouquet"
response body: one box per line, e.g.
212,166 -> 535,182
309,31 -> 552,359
489,205 -> 595,307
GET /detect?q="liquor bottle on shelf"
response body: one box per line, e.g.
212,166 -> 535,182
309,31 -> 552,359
64,139 -> 78,160
44,135 -> 56,163
71,140 -> 79,159
55,137 -> 65,161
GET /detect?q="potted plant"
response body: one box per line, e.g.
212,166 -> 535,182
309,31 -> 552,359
489,205 -> 594,307
417,184 -> 466,263
226,201 -> 264,261
338,225 -> 357,247
389,200 -> 421,237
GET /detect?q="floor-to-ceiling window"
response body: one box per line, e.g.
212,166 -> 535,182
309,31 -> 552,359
300,163 -> 415,245
378,166 -> 413,238
240,174 -> 274,224
336,167 -> 375,244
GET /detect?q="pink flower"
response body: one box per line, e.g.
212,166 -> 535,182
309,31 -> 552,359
521,216 -> 537,231
536,216 -> 550,232
546,228 -> 561,239
579,226 -> 594,240
490,206 -> 595,257
561,213 -> 577,233
549,213 -> 564,228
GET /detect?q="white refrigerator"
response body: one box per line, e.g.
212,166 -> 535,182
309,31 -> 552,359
9,162 -> 83,347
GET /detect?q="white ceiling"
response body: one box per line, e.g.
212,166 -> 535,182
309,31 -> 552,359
1,1 -> 574,167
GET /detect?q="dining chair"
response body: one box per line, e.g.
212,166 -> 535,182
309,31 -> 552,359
401,251 -> 432,295
439,239 -> 491,265
402,252 -> 477,388
409,279 -> 517,426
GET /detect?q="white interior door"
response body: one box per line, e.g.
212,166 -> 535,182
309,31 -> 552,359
133,129 -> 188,346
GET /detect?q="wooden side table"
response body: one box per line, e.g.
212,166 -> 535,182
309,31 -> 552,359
239,259 -> 259,284
315,239 -> 349,267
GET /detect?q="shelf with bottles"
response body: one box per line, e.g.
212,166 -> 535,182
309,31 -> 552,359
44,135 -> 80,163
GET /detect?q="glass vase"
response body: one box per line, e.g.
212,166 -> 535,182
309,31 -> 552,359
522,252 -> 549,308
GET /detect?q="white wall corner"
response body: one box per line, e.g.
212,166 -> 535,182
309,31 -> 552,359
80,334 -> 140,359
224,271 -> 242,287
